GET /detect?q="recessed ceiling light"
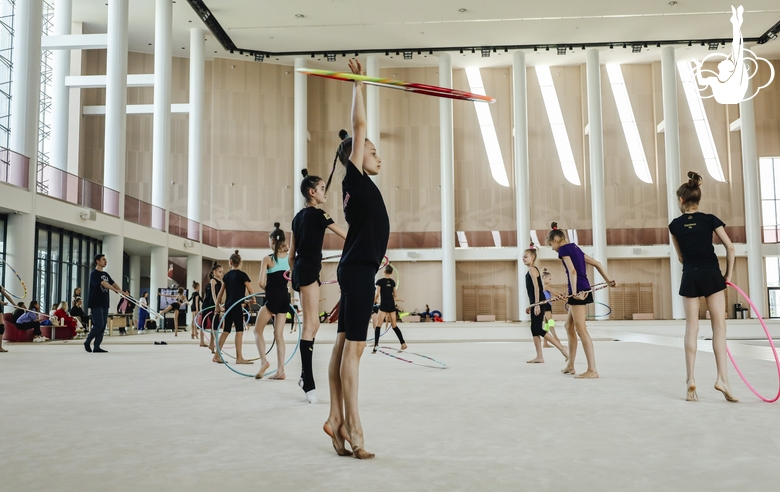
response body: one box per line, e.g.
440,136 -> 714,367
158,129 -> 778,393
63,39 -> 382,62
295,14 -> 304,18
458,8 -> 467,13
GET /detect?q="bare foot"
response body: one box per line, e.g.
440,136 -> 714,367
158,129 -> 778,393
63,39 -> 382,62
526,358 -> 544,363
686,380 -> 698,401
561,365 -> 575,375
401,343 -> 408,351
339,426 -> 375,460
714,380 -> 738,402
574,371 -> 599,379
212,355 -> 224,364
323,421 -> 352,457
254,361 -> 270,379
0,347 -> 7,352
543,342 -> 552,348
269,372 -> 286,380
199,343 -> 207,347
236,358 -> 254,365
560,346 -> 569,361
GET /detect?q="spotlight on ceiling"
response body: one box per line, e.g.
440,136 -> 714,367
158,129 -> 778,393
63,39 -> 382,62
708,42 -> 719,50
481,48 -> 490,57
254,53 -> 264,62
557,46 -> 567,55
403,51 -> 413,60
326,53 -> 336,62
632,44 -> 642,53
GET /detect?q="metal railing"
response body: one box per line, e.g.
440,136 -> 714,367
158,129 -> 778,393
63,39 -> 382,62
0,146 -> 29,189
124,195 -> 166,232
169,212 -> 200,241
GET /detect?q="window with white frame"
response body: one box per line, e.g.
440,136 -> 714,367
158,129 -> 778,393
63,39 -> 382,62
759,157 -> 780,243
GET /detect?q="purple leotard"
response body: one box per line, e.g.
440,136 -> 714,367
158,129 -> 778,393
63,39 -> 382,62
557,243 -> 591,295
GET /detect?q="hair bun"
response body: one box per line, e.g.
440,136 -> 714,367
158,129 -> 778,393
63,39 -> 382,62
273,222 -> 280,229
551,222 -> 558,230
211,260 -> 218,268
338,129 -> 349,141
301,169 -> 309,178
529,242 -> 536,250
543,268 -> 548,273
234,250 -> 239,255
687,171 -> 702,187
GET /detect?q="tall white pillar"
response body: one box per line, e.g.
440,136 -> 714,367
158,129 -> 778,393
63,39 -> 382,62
586,49 -> 609,309
102,234 -> 124,309
661,47 -> 685,319
49,0 -> 72,172
439,54 -> 456,322
186,254 -> 203,323
739,77 -> 765,317
152,0 -> 172,212
187,28 -> 205,230
104,0 -> 128,199
6,0 -> 42,292
150,246 -> 169,312
129,254 -> 141,320
513,51 -> 531,321
294,57 -> 307,212
366,55 -> 381,187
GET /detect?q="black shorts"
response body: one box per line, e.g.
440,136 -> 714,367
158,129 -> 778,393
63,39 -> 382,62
568,291 -> 594,306
379,301 -> 395,313
222,307 -> 245,333
264,289 -> 289,315
337,263 -> 376,342
543,303 -> 552,313
170,302 -> 181,311
292,264 -> 320,292
680,267 -> 726,298
530,310 -> 547,337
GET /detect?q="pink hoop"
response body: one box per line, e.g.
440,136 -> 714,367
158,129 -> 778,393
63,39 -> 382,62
725,281 -> 780,403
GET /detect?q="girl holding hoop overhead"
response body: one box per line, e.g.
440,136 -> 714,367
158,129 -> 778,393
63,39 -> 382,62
546,222 -> 616,379
523,245 -> 568,364
323,58 -> 389,460
371,265 -> 407,353
669,172 -> 737,402
290,170 -> 347,402
214,252 -> 255,365
201,262 -> 223,352
252,223 -> 294,380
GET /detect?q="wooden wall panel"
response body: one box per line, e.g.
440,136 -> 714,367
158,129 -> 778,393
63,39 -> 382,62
456,261 -> 518,320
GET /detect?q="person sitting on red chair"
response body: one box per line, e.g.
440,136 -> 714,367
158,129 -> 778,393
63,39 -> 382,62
14,300 -> 48,343
54,301 -> 79,339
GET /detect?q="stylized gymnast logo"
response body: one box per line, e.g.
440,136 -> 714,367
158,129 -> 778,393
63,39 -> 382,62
689,5 -> 775,104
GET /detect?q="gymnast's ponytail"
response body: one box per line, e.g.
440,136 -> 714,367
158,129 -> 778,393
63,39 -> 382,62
325,129 -> 351,195
270,222 -> 286,261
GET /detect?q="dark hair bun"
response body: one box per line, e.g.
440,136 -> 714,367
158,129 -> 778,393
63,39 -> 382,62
234,250 -> 239,255
551,222 -> 558,230
687,171 -> 702,187
273,222 -> 280,229
211,260 -> 218,268
338,129 -> 349,141
301,169 -> 309,178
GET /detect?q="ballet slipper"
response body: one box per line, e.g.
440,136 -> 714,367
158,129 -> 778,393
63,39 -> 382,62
339,425 -> 375,460
323,421 -> 352,457
714,381 -> 738,402
686,380 -> 698,402
574,371 -> 599,379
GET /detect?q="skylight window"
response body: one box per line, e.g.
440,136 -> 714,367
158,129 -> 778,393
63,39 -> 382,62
605,64 -> 653,184
677,61 -> 727,182
464,67 -> 510,187
534,66 -> 581,186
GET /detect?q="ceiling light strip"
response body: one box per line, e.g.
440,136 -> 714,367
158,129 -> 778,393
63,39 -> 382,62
534,66 -> 581,186
465,67 -> 510,187
605,64 -> 653,184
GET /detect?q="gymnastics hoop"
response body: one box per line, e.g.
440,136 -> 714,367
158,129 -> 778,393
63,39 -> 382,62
283,255 -> 390,286
0,257 -> 28,299
375,346 -> 448,369
117,291 -> 163,320
214,294 -> 301,379
529,282 -> 611,308
297,68 -> 496,103
564,301 -> 612,319
221,310 -> 280,362
724,281 -> 780,403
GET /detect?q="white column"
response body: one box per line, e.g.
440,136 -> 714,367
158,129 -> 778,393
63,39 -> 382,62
513,51 -> 531,321
661,47 -> 685,319
102,234 -> 124,309
294,57 -> 307,212
129,254 -> 141,297
186,254 -> 203,323
49,0 -> 72,172
150,246 -> 169,312
586,49 -> 609,309
152,0 -> 172,212
187,28 -> 205,229
439,54 -> 456,322
739,77 -> 765,317
103,0 -> 128,207
366,55 -> 381,186
6,0 -> 42,291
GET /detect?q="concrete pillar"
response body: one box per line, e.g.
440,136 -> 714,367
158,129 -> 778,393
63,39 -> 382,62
439,54 -> 456,322
102,235 -> 124,310
152,0 -> 172,212
739,77 -> 766,317
586,49 -> 609,309
661,47 -> 685,319
49,0 -> 72,172
150,246 -> 169,312
129,254 -> 141,303
6,0 -> 42,292
294,57 -> 307,212
513,51 -> 531,321
366,55 -> 380,187
103,0 -> 128,201
186,254 -> 203,323
187,28 -> 205,231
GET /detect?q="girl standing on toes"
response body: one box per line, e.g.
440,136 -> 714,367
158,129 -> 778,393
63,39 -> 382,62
371,265 -> 407,353
523,245 -> 568,363
669,172 -> 737,402
215,251 -> 255,364
201,262 -> 223,352
253,223 -> 293,380
546,222 -> 616,379
541,269 -> 564,348
323,58 -> 388,460
189,281 -> 201,339
291,169 -> 347,402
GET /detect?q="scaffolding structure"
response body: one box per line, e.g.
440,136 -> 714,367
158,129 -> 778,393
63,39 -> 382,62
36,0 -> 54,193
0,0 -> 14,154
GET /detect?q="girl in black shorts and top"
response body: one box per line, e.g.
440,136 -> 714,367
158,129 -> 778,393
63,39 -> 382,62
214,251 -> 255,365
189,281 -> 201,339
522,245 -> 568,363
669,172 -> 737,402
291,170 -> 347,403
541,269 -> 564,348
253,223 -> 294,380
371,265 -> 407,353
200,262 -> 223,352
322,58 -> 388,460
546,222 -> 615,379
158,288 -> 187,336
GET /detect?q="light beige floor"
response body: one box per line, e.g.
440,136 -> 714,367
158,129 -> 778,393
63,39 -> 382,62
2,320 -> 779,491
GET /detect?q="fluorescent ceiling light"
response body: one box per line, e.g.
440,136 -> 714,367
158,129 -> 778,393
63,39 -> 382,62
677,61 -> 726,182
534,66 -> 581,185
605,64 -> 653,184
465,67 -> 510,187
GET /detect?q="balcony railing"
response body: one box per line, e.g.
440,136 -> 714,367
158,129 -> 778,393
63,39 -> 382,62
37,165 -> 119,217
0,147 -> 30,189
202,224 -> 218,248
169,212 -> 200,241
124,195 -> 166,231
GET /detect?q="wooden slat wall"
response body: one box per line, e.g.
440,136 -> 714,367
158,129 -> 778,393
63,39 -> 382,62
461,285 -> 507,321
